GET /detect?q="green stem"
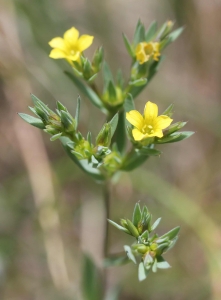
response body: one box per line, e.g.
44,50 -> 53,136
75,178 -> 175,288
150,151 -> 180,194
103,180 -> 111,258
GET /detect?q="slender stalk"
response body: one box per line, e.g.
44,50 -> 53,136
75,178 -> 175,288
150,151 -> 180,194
103,180 -> 111,258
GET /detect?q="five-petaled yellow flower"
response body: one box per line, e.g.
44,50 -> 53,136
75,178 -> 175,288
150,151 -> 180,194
49,27 -> 94,64
135,42 -> 160,65
126,101 -> 173,141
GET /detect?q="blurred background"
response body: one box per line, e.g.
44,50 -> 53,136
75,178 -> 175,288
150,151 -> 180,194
1,0 -> 221,299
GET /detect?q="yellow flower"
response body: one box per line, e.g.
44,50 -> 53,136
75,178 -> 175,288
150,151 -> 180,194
49,27 -> 94,64
126,101 -> 173,141
135,42 -> 160,64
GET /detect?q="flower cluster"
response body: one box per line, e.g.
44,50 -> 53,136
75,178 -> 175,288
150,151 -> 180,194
109,203 -> 180,281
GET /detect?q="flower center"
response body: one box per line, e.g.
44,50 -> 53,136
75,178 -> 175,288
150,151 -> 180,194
70,49 -> 76,55
142,124 -> 154,134
144,43 -> 154,56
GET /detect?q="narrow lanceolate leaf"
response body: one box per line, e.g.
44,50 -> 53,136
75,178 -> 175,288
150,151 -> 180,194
156,256 -> 171,269
155,131 -> 194,144
114,110 -> 126,154
151,217 -> 162,231
122,33 -> 134,57
18,113 -> 45,129
145,21 -> 158,42
168,27 -> 184,42
159,226 -> 180,240
75,95 -> 81,128
124,93 -> 135,114
82,254 -> 102,300
132,203 -> 142,227
108,219 -> 130,234
164,121 -> 187,135
64,71 -> 108,114
109,113 -> 119,138
124,245 -> 136,264
138,262 -> 150,281
133,20 -> 145,45
121,150 -> 149,171
30,93 -> 41,105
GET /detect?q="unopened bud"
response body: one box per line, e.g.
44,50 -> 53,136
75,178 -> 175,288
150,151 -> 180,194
96,123 -> 111,147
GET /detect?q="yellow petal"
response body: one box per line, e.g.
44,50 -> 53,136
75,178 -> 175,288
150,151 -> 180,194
49,49 -> 67,59
154,115 -> 173,130
153,129 -> 163,138
64,27 -> 79,45
77,35 -> 94,52
132,129 -> 145,141
144,101 -> 158,121
126,110 -> 144,130
48,37 -> 67,51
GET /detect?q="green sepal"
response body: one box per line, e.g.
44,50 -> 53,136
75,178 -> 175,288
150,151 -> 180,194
145,21 -> 158,42
18,113 -> 45,129
56,101 -> 68,112
129,78 -> 147,87
116,69 -> 124,88
103,61 -> 114,89
133,19 -> 145,45
88,73 -> 98,83
108,81 -> 117,100
124,245 -> 136,264
160,27 -> 184,50
87,131 -> 92,146
75,95 -> 81,129
50,132 -> 62,141
64,71 -> 108,114
108,219 -> 130,234
155,131 -> 194,144
126,219 -> 140,238
132,203 -> 142,227
138,147 -> 161,156
164,121 -> 187,136
162,103 -> 174,117
122,33 -> 134,57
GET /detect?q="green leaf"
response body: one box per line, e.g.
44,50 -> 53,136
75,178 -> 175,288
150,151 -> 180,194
122,33 -> 134,57
132,203 -> 142,227
82,254 -> 102,300
124,93 -> 135,114
145,21 -> 158,42
151,217 -> 161,231
124,245 -> 137,264
138,262 -> 150,281
30,93 -> 41,105
129,78 -> 147,87
109,113 -> 119,138
159,226 -> 180,240
152,258 -> 158,273
104,255 -> 129,267
121,150 -> 149,171
156,256 -> 171,269
18,113 -> 45,129
60,137 -> 105,181
113,110 -> 126,154
168,27 -> 184,42
75,95 -> 81,128
155,131 -> 194,144
64,71 -> 107,114
116,69 -> 124,88
108,219 -> 130,234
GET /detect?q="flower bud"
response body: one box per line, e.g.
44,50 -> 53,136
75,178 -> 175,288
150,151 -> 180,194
96,123 -> 111,147
60,110 -> 76,133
